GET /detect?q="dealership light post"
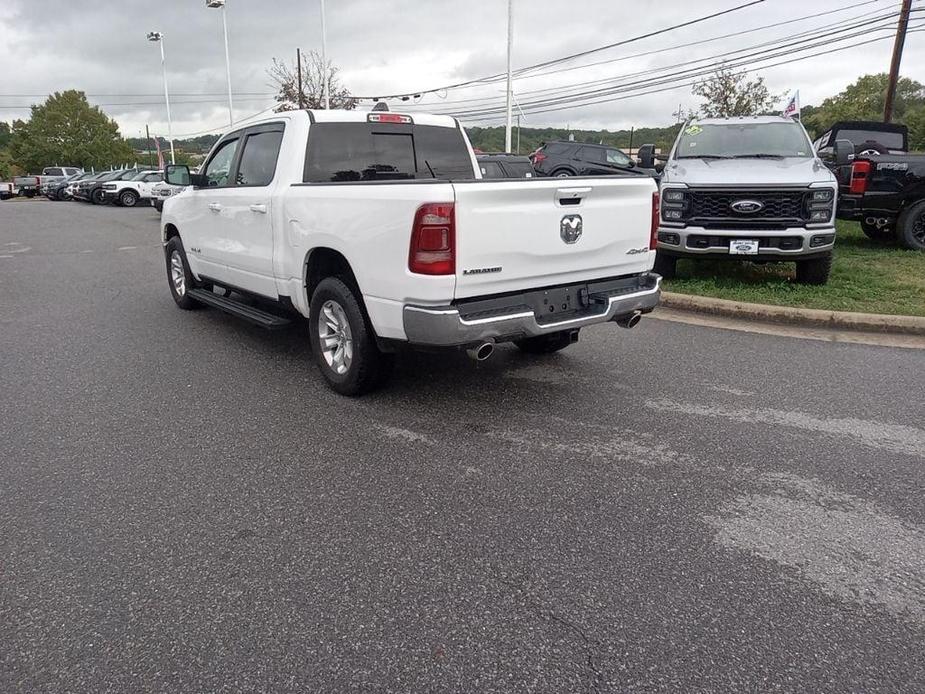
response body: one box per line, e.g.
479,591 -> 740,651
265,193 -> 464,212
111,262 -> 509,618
320,0 -> 329,109
206,0 -> 234,126
504,0 -> 514,153
146,31 -> 175,165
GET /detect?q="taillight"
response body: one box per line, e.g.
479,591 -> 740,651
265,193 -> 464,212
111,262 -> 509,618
409,203 -> 455,275
849,160 -> 872,195
650,191 -> 660,250
532,151 -> 546,165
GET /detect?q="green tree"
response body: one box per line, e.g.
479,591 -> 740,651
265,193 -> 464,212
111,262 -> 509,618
269,51 -> 357,111
801,74 -> 925,137
0,121 -> 11,150
905,106 -> 925,151
692,67 -> 779,118
9,90 -> 134,171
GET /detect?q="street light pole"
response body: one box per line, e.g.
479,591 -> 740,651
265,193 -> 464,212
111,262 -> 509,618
147,32 -> 175,165
504,0 -> 513,153
321,0 -> 329,109
206,1 -> 234,125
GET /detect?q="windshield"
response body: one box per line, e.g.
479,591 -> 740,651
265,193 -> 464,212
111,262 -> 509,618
675,122 -> 811,159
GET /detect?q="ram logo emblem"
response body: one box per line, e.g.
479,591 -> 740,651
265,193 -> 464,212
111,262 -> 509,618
560,215 -> 583,244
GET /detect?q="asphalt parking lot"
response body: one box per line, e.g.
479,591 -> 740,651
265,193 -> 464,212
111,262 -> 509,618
2,200 -> 924,692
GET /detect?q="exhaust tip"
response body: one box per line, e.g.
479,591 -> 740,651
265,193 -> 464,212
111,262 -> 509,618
467,342 -> 494,361
616,311 -> 642,329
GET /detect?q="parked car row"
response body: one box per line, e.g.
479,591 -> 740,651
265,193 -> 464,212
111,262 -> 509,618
36,168 -> 185,208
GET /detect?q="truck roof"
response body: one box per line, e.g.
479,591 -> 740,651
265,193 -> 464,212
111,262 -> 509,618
690,116 -> 799,126
237,108 -> 460,130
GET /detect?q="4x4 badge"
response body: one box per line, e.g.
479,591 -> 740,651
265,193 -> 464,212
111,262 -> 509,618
560,214 -> 583,244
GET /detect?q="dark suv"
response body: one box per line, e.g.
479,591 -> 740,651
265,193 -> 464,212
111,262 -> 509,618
530,141 -> 635,177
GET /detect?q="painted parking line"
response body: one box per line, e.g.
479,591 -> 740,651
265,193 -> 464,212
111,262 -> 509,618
117,246 -> 137,251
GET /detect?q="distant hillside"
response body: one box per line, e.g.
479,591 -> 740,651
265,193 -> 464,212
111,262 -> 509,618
466,124 -> 684,154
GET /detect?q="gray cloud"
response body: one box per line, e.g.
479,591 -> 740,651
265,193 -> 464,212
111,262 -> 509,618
0,0 -> 922,138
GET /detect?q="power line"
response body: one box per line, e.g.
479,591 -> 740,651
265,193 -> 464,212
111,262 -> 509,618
348,0 -> 768,100
400,4 -> 911,113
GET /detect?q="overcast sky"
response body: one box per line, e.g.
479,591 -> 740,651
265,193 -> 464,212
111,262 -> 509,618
1,0 -> 922,139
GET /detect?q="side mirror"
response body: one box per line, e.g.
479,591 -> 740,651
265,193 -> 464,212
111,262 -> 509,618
165,164 -> 191,186
637,144 -> 656,169
834,139 -> 854,166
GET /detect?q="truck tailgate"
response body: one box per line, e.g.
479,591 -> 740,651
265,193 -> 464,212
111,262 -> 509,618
452,176 -> 656,299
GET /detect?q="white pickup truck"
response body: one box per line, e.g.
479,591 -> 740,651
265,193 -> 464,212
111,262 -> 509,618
162,108 -> 661,394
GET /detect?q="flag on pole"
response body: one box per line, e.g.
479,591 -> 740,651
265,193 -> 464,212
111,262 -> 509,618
781,90 -> 800,119
154,136 -> 165,170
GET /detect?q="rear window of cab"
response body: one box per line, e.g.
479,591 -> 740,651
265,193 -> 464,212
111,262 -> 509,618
303,122 -> 474,182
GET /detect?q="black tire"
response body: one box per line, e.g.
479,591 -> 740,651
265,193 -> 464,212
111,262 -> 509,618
154,200 -> 164,212
119,189 -> 139,207
794,253 -> 833,285
860,219 -> 895,242
896,200 -> 925,251
515,330 -> 578,355
309,277 -> 394,396
23,190 -> 35,198
165,237 -> 201,310
855,141 -> 889,157
653,252 -> 677,279
551,169 -> 573,178
91,188 -> 107,205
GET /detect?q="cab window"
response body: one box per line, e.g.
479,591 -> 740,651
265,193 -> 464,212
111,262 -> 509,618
203,138 -> 240,187
236,129 -> 284,186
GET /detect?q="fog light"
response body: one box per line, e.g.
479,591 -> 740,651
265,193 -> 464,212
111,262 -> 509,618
663,209 -> 683,220
810,234 -> 835,247
657,232 -> 680,245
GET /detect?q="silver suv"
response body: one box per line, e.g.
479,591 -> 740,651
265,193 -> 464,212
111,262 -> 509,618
651,116 -> 838,285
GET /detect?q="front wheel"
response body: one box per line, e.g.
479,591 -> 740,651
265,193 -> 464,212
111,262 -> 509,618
309,277 -> 394,396
91,188 -> 107,205
119,190 -> 139,207
653,253 -> 677,279
165,237 -> 201,310
794,254 -> 833,285
515,330 -> 578,355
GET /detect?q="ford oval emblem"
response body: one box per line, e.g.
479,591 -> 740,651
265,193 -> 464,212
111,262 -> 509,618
730,199 -> 765,214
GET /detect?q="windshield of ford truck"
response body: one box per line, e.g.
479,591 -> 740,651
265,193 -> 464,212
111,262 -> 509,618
675,122 -> 812,160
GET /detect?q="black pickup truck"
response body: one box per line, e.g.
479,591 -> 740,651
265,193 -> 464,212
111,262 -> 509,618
835,151 -> 925,250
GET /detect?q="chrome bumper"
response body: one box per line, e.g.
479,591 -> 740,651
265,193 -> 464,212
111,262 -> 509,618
403,274 -> 661,347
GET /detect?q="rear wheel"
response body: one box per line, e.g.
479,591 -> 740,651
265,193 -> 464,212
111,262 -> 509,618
794,253 -> 833,285
860,219 -> 895,242
552,169 -> 572,178
119,189 -> 139,207
515,330 -> 578,355
897,200 -> 925,251
653,253 -> 677,279
309,277 -> 394,396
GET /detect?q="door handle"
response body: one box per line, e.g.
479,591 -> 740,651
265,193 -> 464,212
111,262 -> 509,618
208,202 -> 222,212
249,204 -> 267,214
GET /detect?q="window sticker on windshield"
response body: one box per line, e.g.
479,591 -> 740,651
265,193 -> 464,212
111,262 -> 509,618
688,142 -> 697,147
684,125 -> 702,135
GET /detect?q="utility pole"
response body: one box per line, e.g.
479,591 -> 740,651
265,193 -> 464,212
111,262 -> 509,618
320,0 -> 329,109
884,0 -> 912,122
296,48 -> 304,109
504,0 -> 514,153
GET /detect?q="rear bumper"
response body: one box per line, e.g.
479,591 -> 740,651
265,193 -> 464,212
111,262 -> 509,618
403,273 -> 661,347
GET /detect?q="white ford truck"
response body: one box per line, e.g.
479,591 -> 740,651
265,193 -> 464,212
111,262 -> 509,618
161,108 -> 661,394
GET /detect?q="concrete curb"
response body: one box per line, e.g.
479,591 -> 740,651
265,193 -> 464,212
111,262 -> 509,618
660,292 -> 925,337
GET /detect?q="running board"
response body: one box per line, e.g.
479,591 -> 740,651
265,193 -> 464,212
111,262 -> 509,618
187,288 -> 293,330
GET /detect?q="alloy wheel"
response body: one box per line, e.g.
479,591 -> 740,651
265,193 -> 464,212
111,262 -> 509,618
170,250 -> 186,296
317,299 -> 353,375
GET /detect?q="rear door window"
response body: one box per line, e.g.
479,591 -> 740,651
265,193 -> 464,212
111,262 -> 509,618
236,129 -> 284,186
44,168 -> 63,176
578,147 -> 604,163
304,122 -> 473,182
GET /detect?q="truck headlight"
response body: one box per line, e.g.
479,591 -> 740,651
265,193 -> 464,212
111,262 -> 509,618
810,189 -> 834,203
809,208 -> 831,222
663,189 -> 686,203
